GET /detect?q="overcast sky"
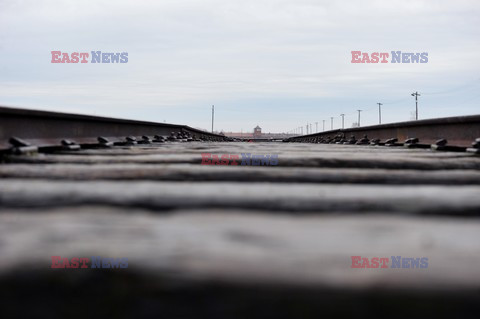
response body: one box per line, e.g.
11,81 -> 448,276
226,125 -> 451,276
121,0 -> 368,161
0,0 -> 479,133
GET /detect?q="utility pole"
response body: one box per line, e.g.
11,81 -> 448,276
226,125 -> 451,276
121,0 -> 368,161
315,122 -> 318,133
309,124 -> 312,134
330,117 -> 334,130
211,105 -> 214,133
377,103 -> 383,124
301,127 -> 303,135
340,114 -> 345,129
323,120 -> 325,132
411,92 -> 420,120
357,109 -> 362,127
306,124 -> 309,134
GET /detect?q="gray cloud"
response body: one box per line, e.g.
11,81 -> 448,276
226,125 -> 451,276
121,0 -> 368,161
0,0 -> 479,132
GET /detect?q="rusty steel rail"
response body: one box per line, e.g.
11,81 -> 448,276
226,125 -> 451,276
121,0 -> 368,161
0,106 -> 228,153
284,114 -> 480,151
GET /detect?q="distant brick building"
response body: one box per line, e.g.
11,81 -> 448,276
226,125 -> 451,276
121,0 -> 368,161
223,125 -> 294,139
253,125 -> 262,138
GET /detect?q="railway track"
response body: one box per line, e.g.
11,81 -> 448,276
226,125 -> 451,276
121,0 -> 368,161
0,106 -> 228,154
1,106 -> 480,318
284,114 -> 480,153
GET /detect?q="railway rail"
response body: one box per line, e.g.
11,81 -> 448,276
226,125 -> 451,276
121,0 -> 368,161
0,106 -> 228,154
1,106 -> 480,318
284,114 -> 480,153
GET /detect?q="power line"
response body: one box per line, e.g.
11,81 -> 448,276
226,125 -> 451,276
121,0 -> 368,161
422,78 -> 480,95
